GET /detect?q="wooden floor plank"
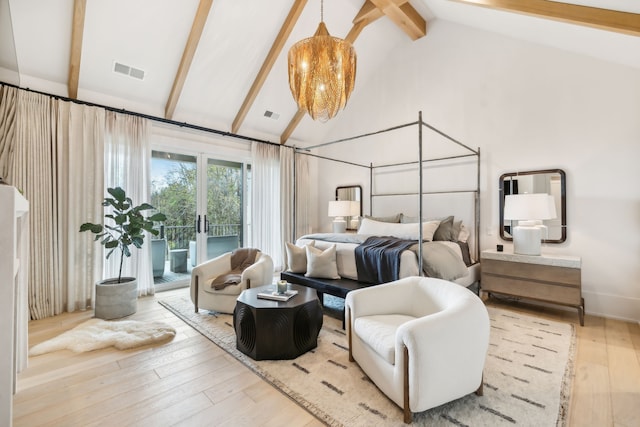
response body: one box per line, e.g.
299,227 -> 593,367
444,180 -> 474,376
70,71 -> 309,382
605,318 -> 640,426
84,359 -> 243,427
12,287 -> 640,427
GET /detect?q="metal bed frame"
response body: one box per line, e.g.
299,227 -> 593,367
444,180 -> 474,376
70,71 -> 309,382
292,111 -> 481,275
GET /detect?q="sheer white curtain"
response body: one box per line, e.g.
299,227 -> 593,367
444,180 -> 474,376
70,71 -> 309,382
104,112 -> 154,296
251,142 -> 283,270
280,146 -> 294,267
294,152 -> 311,238
56,102 -> 105,312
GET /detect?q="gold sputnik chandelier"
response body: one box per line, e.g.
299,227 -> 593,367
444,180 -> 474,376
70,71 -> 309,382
287,0 -> 356,122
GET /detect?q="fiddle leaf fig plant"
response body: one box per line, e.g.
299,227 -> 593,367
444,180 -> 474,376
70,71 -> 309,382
80,186 -> 167,283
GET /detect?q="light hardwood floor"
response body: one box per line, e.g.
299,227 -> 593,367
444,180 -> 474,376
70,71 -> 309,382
13,288 -> 640,427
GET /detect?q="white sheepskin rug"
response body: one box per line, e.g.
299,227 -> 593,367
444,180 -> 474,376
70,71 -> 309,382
29,319 -> 176,355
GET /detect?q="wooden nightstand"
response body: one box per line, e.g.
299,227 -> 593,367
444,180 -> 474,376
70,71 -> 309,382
481,249 -> 584,326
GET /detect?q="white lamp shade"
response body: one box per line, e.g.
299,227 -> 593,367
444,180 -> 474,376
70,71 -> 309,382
328,200 -> 358,218
504,194 -> 557,221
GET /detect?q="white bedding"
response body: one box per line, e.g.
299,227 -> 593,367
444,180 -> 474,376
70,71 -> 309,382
296,233 -> 478,287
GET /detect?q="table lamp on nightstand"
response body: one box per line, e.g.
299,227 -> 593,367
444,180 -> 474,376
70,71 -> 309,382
328,200 -> 358,233
504,193 -> 557,256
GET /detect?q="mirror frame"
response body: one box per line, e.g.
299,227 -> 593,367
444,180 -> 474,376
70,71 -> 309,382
335,185 -> 363,231
499,169 -> 566,243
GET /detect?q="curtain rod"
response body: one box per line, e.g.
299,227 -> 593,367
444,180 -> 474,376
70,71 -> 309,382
0,81 -> 282,148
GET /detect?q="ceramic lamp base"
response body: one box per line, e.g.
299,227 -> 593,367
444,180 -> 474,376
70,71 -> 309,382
513,225 -> 542,255
332,219 -> 346,233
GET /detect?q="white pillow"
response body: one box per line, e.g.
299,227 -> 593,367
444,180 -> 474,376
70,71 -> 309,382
358,217 -> 441,241
305,244 -> 340,279
421,220 -> 442,241
458,224 -> 470,243
285,241 -> 315,273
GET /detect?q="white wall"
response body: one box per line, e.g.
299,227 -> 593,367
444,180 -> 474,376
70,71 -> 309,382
313,20 -> 640,322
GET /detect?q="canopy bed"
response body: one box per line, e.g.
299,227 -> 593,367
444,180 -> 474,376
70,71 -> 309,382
283,112 -> 480,308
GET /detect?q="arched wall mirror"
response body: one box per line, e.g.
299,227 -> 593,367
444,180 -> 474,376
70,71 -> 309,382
336,185 -> 362,230
499,169 -> 566,243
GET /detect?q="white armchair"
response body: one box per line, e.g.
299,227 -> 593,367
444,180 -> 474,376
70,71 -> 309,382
190,250 -> 274,314
345,276 -> 490,423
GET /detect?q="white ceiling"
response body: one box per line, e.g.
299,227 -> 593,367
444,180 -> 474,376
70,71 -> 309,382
2,0 -> 639,147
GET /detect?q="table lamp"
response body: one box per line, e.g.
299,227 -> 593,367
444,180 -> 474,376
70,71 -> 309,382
328,200 -> 358,233
503,193 -> 557,255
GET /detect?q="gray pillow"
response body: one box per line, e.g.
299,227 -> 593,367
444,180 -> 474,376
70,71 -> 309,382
400,214 -> 420,223
422,242 -> 469,281
305,244 -> 340,279
433,216 -> 455,241
364,213 -> 401,223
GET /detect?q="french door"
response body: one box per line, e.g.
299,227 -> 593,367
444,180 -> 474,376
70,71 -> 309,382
150,149 -> 250,289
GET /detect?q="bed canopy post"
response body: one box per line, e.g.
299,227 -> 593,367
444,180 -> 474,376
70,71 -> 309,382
293,149 -> 297,241
418,111 -> 424,276
369,163 -> 373,216
475,147 -> 481,261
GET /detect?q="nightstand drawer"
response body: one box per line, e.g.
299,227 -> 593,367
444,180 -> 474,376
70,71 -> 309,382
482,259 -> 580,287
482,274 -> 581,305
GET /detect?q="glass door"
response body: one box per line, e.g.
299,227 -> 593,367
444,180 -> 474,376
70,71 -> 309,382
196,158 -> 245,265
151,150 -> 250,289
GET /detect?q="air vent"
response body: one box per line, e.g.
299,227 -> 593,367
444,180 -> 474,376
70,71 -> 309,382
264,110 -> 280,120
113,61 -> 145,81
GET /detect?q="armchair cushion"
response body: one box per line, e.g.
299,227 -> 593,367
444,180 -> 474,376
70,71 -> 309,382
354,314 -> 416,364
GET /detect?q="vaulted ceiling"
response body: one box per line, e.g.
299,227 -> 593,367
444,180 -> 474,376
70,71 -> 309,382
1,0 -> 639,147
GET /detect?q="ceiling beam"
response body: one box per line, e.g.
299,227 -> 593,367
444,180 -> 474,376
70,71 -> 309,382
280,109 -> 306,144
232,0 -> 308,134
68,0 -> 86,99
367,0 -> 426,40
345,15 -> 373,45
451,0 -> 640,36
165,0 -> 213,120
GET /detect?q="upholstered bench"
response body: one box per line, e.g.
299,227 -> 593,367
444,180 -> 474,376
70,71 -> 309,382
280,271 -> 375,326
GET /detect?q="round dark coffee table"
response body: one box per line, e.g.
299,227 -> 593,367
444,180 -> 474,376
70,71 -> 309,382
233,284 -> 323,360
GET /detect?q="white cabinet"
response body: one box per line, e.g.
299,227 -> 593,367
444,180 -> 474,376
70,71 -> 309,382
0,186 -> 29,427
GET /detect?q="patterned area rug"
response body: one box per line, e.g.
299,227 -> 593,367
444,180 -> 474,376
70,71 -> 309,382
159,294 -> 575,426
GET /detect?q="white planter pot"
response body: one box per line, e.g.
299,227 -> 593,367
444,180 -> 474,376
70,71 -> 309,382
95,277 -> 138,320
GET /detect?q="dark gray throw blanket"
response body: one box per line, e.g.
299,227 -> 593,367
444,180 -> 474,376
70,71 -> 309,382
355,236 -> 417,284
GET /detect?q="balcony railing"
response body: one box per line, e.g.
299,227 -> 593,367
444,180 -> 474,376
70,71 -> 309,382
159,224 -> 242,251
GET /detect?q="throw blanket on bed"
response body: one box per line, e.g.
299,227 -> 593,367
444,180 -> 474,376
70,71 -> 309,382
211,248 -> 260,290
355,236 -> 417,284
